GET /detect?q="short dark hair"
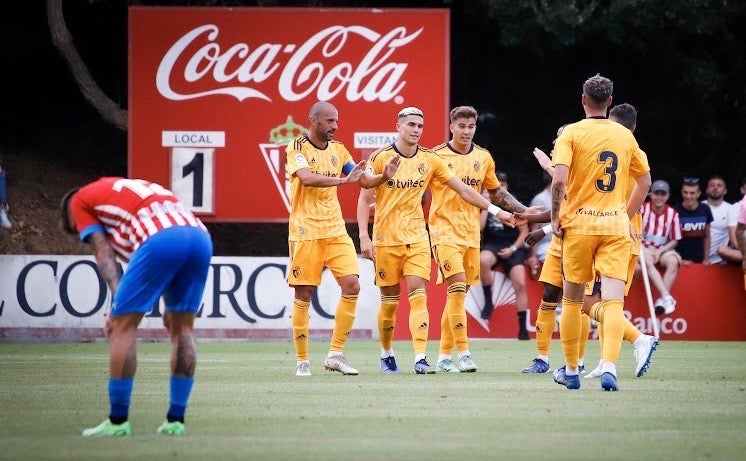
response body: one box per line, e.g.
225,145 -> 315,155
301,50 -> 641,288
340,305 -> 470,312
609,103 -> 637,130
682,177 -> 700,188
60,187 -> 80,234
449,106 -> 477,123
583,74 -> 613,104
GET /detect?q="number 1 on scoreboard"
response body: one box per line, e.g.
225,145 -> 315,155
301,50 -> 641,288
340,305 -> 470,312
170,147 -> 215,214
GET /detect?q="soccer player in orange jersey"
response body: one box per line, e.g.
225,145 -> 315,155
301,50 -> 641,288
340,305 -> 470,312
357,106 -> 515,374
550,75 -> 651,391
286,101 -> 398,377
584,103 -> 659,379
429,106 -> 531,372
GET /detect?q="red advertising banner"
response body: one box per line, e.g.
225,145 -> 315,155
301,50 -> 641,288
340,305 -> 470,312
128,7 -> 450,222
393,263 -> 746,341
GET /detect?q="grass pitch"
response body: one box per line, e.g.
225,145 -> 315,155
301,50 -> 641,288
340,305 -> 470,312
1,340 -> 745,460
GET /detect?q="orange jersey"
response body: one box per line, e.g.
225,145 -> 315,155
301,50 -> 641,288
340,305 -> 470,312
428,143 -> 500,248
368,144 -> 454,246
628,148 -> 648,255
552,118 -> 650,235
286,135 -> 355,241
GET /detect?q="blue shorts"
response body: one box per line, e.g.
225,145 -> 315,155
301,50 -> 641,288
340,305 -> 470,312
111,226 -> 213,316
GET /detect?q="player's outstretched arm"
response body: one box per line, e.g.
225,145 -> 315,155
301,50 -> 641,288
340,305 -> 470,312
357,187 -> 376,260
533,147 -> 555,176
515,209 -> 551,224
359,156 -> 400,189
487,187 -> 529,214
447,177 -> 515,227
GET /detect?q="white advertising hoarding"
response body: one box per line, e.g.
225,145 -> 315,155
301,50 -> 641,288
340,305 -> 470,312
0,255 -> 379,341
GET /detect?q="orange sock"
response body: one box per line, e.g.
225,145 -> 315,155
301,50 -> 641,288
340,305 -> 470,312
378,295 -> 399,351
446,282 -> 468,353
534,300 -> 558,356
329,294 -> 357,352
623,317 -> 641,344
599,299 -> 625,364
559,298 -> 583,371
292,299 -> 310,361
408,288 -> 429,356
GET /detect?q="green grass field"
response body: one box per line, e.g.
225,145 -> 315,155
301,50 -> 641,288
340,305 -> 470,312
1,340 -> 745,460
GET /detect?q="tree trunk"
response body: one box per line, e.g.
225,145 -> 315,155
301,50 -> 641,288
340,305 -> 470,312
46,0 -> 127,131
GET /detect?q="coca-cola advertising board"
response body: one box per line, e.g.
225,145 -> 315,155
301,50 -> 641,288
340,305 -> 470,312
128,7 -> 450,222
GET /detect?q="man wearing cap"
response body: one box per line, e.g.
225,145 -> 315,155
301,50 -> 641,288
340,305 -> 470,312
641,179 -> 682,315
357,106 -> 516,374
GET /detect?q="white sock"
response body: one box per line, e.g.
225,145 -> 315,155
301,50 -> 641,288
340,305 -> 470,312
415,353 -> 426,362
600,360 -> 617,376
438,354 -> 451,362
537,355 -> 549,363
380,349 -> 394,359
327,351 -> 343,358
457,350 -> 471,359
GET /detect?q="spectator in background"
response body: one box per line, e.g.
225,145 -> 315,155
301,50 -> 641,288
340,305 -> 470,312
703,175 -> 734,264
718,177 -> 746,265
737,192 -> 746,290
479,172 -> 530,340
675,177 -> 713,265
641,179 -> 681,315
0,160 -> 11,229
526,171 -> 552,278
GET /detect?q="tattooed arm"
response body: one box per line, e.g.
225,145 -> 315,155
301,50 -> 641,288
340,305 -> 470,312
486,186 -> 528,213
550,165 -> 569,236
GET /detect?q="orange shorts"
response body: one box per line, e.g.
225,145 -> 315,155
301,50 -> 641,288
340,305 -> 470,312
287,235 -> 358,286
561,233 -> 630,284
374,240 -> 431,287
432,242 -> 480,285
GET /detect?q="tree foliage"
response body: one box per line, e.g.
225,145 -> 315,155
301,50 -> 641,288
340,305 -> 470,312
478,0 -> 744,101
50,0 -> 746,198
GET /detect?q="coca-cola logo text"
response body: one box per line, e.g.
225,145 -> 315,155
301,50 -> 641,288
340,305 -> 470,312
156,24 -> 423,103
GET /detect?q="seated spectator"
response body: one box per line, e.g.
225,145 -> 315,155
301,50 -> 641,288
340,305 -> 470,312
718,177 -> 746,264
0,160 -> 11,230
640,180 -> 681,315
526,171 -> 552,278
737,192 -> 746,289
675,177 -> 713,265
703,175 -> 734,264
479,172 -> 530,339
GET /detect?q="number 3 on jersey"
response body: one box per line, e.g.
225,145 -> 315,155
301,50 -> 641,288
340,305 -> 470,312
596,151 -> 617,192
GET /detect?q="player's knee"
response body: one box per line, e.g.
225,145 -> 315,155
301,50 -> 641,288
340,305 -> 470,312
340,278 -> 361,295
543,284 -> 562,302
